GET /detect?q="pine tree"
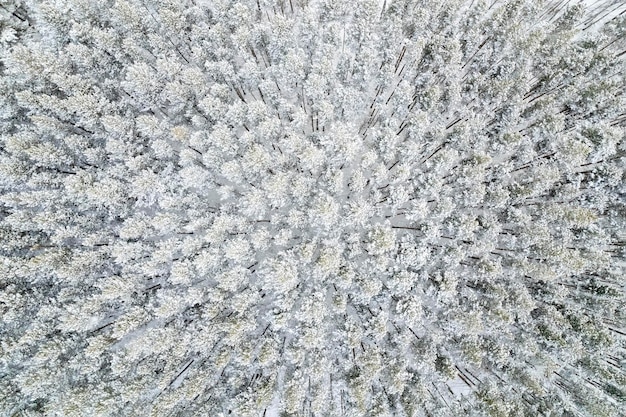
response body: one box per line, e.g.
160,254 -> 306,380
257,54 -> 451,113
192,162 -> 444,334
1,0 -> 625,416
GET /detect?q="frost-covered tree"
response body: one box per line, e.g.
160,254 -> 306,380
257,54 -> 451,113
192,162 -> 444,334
1,0 -> 625,416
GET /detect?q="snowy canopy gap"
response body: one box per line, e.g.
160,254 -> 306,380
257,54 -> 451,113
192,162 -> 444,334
1,0 -> 625,416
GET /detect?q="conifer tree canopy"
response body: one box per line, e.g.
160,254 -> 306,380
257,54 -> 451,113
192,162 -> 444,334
1,0 -> 625,416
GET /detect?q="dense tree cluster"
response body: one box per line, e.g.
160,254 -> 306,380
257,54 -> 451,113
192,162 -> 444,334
1,0 -> 625,416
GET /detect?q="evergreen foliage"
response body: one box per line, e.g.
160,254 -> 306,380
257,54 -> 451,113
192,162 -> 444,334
1,0 -> 625,416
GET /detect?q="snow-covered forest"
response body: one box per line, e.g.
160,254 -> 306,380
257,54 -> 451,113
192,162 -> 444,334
1,0 -> 625,416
